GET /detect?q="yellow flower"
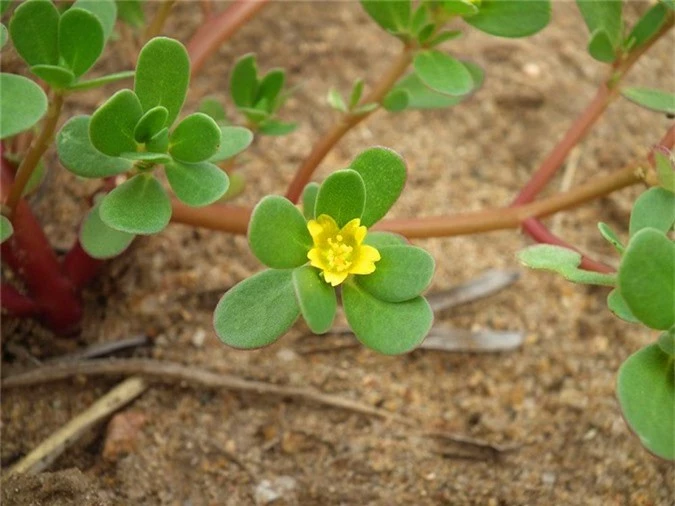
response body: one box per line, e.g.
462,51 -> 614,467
307,214 -> 381,286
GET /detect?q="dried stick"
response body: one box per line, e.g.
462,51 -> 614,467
6,377 -> 148,476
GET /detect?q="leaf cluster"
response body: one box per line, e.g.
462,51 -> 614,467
55,37 -> 252,258
214,147 -> 436,355
518,153 -> 675,460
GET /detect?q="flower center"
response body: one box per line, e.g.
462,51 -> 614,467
325,234 -> 354,272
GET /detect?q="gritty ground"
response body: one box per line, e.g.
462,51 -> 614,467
2,2 -> 674,505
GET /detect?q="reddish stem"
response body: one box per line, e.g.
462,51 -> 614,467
1,284 -> 38,318
187,0 -> 270,77
62,240 -> 103,291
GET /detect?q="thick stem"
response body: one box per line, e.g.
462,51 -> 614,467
285,46 -> 414,203
5,92 -> 63,215
62,240 -> 103,292
511,16 -> 673,206
187,0 -> 270,77
1,284 -> 39,317
170,200 -> 250,234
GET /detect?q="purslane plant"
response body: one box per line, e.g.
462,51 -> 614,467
519,153 -> 675,460
214,148 -> 435,354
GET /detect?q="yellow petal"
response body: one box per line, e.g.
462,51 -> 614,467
350,245 -> 381,275
323,270 -> 348,286
307,248 -> 328,270
307,219 -> 323,240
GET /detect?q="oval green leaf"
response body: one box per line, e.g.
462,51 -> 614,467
165,160 -> 229,207
57,116 -> 133,178
629,187 -> 675,237
314,169 -> 366,228
413,50 -> 473,96
248,195 -> 312,269
80,202 -> 135,259
72,0 -> 117,40
230,53 -> 258,108
617,343 -> 674,460
99,174 -> 171,234
363,231 -> 407,248
618,228 -> 675,330
360,0 -> 411,34
301,182 -> 320,220
209,126 -> 253,162
292,265 -> 337,334
134,106 -> 168,143
342,280 -> 433,355
9,0 -> 59,66
214,269 -> 300,349
607,288 -> 640,324
588,28 -> 617,63
576,0 -> 622,47
357,244 -> 434,303
621,87 -> 675,115
0,73 -> 47,140
625,2 -> 668,50
30,65 -> 75,89
134,37 -> 190,126
518,244 -> 616,286
1,215 -> 13,243
466,0 -> 551,38
348,147 -> 406,227
58,8 -> 104,77
120,151 -> 172,164
89,89 -> 143,156
169,113 -> 221,163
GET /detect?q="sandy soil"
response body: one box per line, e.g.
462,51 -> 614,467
2,2 -> 674,505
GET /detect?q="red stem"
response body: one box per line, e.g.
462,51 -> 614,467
1,284 -> 38,317
187,0 -> 270,77
62,240 -> 103,291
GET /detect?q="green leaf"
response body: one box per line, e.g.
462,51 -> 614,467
30,65 -> 74,89
0,1 -> 12,16
99,174 -> 171,234
659,328 -> 675,356
116,0 -> 144,28
662,0 -> 675,11
146,127 -> 169,153
576,0 -> 622,47
607,288 -> 640,324
214,269 -> 300,349
440,0 -> 479,16
621,87 -> 675,115
0,215 -> 13,243
230,53 -> 258,108
57,116 -> 133,178
348,147 -> 406,227
23,158 -> 46,196
1,23 -> 8,49
301,182 -> 320,220
119,151 -> 171,164
360,0 -> 411,34
357,244 -> 434,303
67,70 -> 135,91
655,151 -> 675,192
382,88 -> 409,112
134,37 -> 190,126
517,244 -> 616,286
248,195 -> 312,269
169,112 -> 220,163
239,106 -> 268,123
256,69 -> 284,107
198,97 -> 228,124
133,105 -> 168,143
328,87 -> 348,112
165,160 -> 229,207
315,169 -> 366,228
427,30 -> 463,47
72,0 -> 117,40
618,228 -> 675,330
292,265 -> 337,334
392,62 -> 484,109
588,28 -> 617,62
629,187 -> 675,237
89,89 -> 142,156
414,50 -> 473,96
363,231 -> 407,248
597,222 -> 624,253
349,79 -> 365,109
9,0 -> 59,66
0,73 -> 47,140
617,343 -> 674,460
209,126 -> 253,162
466,0 -> 551,38
58,8 -> 104,77
80,202 -> 135,259
343,280 -> 433,354
258,120 -> 297,136
625,2 -> 668,50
